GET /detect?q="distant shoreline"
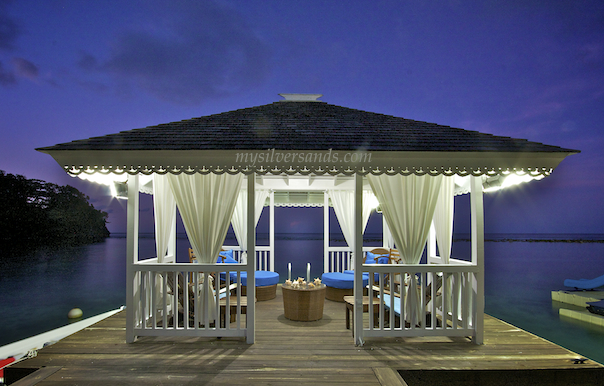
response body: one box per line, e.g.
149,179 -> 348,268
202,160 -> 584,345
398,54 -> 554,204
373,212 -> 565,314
107,232 -> 604,243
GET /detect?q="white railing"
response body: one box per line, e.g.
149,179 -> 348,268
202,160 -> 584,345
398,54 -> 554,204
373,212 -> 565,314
131,260 -> 248,338
325,247 -> 382,273
360,264 -> 478,338
223,245 -> 273,271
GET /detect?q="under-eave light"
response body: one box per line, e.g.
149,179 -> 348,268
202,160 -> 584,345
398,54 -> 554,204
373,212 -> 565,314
483,173 -> 545,193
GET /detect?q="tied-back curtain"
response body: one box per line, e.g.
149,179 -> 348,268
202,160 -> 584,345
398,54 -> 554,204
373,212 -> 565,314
432,176 -> 455,313
167,173 -> 243,263
327,190 -> 374,248
153,174 -> 176,263
367,174 -> 443,264
231,188 -> 269,262
433,176 -> 455,264
367,174 -> 443,326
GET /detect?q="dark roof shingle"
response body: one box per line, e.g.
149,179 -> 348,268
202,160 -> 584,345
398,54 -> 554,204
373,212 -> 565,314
37,101 -> 577,153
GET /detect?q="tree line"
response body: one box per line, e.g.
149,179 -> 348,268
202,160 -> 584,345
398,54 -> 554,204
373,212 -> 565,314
0,170 -> 110,257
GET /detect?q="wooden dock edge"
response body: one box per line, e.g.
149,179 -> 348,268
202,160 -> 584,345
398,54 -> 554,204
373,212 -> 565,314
373,367 -> 408,386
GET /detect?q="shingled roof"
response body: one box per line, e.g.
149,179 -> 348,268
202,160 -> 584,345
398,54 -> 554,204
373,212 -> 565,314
37,96 -> 578,177
39,100 -> 574,153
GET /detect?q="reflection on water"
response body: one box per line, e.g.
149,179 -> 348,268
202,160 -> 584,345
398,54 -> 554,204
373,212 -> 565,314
0,239 -> 126,347
2,234 -> 604,365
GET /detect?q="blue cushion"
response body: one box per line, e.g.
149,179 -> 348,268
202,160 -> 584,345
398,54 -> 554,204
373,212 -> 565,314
365,251 -> 389,264
381,293 -> 401,316
225,270 -> 279,287
322,272 -> 368,289
219,249 -> 234,261
343,269 -> 382,283
219,256 -> 238,264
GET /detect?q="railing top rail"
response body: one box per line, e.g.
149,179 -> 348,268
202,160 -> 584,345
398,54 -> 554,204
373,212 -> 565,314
222,245 -> 271,251
361,264 -> 478,273
326,246 -> 377,251
133,263 -> 248,272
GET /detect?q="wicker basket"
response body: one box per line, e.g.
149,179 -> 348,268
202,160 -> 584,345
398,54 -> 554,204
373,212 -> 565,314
282,285 -> 326,321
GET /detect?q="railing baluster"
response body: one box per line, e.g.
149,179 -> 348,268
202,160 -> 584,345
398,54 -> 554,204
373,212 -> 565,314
162,271 -> 168,330
455,271 -> 461,330
141,271 -> 147,328
236,271 -> 242,330
150,272 -> 156,330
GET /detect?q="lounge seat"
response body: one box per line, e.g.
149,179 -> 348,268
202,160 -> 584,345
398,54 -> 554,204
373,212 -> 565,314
220,264 -> 279,301
564,274 -> 604,290
321,271 -> 369,302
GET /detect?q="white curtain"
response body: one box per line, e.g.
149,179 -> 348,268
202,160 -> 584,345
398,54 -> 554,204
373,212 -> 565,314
327,190 -> 374,248
153,174 -> 176,264
152,174 -> 176,315
167,172 -> 243,321
367,173 -> 443,326
432,176 -> 455,313
433,176 -> 455,264
231,188 -> 269,263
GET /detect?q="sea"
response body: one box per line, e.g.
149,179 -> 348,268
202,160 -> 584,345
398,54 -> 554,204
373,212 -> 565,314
1,232 -> 604,364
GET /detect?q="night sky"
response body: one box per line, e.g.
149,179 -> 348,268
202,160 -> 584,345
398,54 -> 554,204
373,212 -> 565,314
1,1 -> 602,235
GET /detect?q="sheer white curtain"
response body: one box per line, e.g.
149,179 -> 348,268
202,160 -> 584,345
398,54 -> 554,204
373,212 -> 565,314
432,176 -> 455,312
367,173 -> 443,326
433,176 -> 455,264
152,174 -> 177,313
327,190 -> 374,248
167,172 -> 243,320
153,174 -> 176,264
231,188 -> 269,263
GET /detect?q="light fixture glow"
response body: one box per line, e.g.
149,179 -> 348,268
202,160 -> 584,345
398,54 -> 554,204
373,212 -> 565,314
483,173 -> 544,193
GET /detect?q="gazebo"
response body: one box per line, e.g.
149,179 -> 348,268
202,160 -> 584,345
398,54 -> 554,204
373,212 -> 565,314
37,93 -> 578,346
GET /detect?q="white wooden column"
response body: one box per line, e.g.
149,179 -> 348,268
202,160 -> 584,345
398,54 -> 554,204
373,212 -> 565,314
167,205 -> 177,263
126,174 -> 140,344
353,174 -> 364,346
246,174 -> 256,344
269,190 -> 275,271
323,191 -> 329,273
382,215 -> 391,249
470,175 -> 485,345
427,222 -> 437,264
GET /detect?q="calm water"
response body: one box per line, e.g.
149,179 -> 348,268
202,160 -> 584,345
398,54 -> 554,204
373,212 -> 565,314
1,233 -> 604,364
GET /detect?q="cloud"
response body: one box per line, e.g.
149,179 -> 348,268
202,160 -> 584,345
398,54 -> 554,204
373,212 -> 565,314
81,1 -> 271,105
0,60 -> 16,85
12,57 -> 38,80
0,0 -> 21,52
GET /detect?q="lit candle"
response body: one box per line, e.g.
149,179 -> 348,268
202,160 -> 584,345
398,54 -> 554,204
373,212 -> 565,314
307,263 -> 310,283
288,263 -> 291,281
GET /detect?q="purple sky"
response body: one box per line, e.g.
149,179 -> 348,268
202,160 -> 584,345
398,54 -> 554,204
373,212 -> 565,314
1,0 -> 602,235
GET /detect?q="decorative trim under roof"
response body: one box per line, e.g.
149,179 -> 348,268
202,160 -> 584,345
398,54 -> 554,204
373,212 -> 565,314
43,149 -> 572,177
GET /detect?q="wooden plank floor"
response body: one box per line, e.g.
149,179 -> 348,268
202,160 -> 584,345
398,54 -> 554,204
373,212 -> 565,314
18,285 -> 604,385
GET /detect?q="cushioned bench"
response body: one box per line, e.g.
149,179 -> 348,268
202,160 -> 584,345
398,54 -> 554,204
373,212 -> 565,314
221,268 -> 279,301
217,251 -> 279,301
321,272 -> 369,302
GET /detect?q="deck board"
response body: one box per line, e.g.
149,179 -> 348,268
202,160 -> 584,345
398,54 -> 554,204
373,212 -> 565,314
17,285 -> 604,385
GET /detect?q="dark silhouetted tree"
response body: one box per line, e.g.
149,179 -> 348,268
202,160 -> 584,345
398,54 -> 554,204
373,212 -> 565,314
0,171 -> 110,257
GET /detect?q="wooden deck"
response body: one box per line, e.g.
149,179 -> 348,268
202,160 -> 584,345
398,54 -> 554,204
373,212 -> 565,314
14,285 -> 604,385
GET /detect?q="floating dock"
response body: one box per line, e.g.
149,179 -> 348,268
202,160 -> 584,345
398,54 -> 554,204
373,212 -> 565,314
552,290 -> 604,327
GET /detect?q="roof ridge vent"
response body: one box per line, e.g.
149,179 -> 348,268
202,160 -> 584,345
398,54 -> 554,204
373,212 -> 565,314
278,93 -> 323,102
